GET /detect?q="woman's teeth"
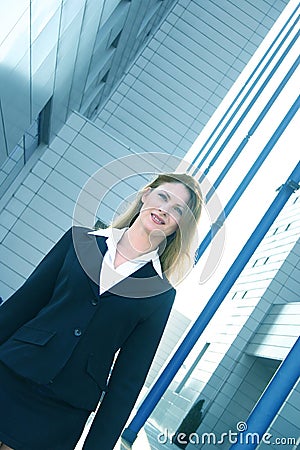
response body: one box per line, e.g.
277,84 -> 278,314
151,213 -> 164,224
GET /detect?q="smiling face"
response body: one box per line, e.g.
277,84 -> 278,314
139,182 -> 191,238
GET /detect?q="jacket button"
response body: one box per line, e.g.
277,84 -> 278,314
74,328 -> 82,337
91,298 -> 98,306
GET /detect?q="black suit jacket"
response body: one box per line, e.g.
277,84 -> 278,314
0,227 -> 176,449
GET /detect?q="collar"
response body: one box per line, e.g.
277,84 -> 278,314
88,227 -> 163,278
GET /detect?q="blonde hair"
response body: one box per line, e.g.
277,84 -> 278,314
105,173 -> 202,285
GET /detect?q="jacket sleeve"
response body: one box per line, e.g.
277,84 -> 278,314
83,290 -> 176,450
0,227 -> 73,343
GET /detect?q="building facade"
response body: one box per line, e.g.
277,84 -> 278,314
0,0 -> 298,449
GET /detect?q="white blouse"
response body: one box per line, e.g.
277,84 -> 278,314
88,228 -> 163,294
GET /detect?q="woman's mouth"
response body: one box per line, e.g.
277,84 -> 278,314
151,213 -> 165,225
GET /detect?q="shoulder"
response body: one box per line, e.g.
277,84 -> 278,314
70,226 -> 106,245
71,225 -> 94,238
71,226 -> 111,243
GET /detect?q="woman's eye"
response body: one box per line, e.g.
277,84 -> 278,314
174,207 -> 183,216
158,193 -> 167,200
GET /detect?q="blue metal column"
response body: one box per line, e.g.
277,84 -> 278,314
189,5 -> 299,172
229,336 -> 300,450
121,161 -> 300,445
196,95 -> 300,263
205,53 -> 299,201
199,30 -> 299,185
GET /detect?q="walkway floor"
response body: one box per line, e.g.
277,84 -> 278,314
143,422 -> 176,450
75,413 -> 176,450
114,424 -> 169,450
118,422 -> 176,450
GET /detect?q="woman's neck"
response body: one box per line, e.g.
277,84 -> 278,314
118,221 -> 162,258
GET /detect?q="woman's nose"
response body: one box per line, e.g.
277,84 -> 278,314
158,207 -> 168,215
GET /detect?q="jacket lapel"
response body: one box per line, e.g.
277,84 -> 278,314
71,228 -> 108,300
72,228 -> 172,300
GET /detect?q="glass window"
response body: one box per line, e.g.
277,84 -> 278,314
0,1 -> 28,44
0,101 -> 50,197
38,97 -> 53,145
100,0 -> 123,27
24,119 -> 40,163
30,0 -> 61,42
252,256 -> 269,267
292,196 -> 299,204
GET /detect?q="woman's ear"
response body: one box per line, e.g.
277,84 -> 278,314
141,187 -> 152,203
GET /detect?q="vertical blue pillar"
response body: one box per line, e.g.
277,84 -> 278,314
189,3 -> 299,173
121,161 -> 300,445
195,95 -> 300,263
229,337 -> 300,450
205,53 -> 300,201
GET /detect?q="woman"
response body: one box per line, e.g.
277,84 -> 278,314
0,172 -> 202,450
